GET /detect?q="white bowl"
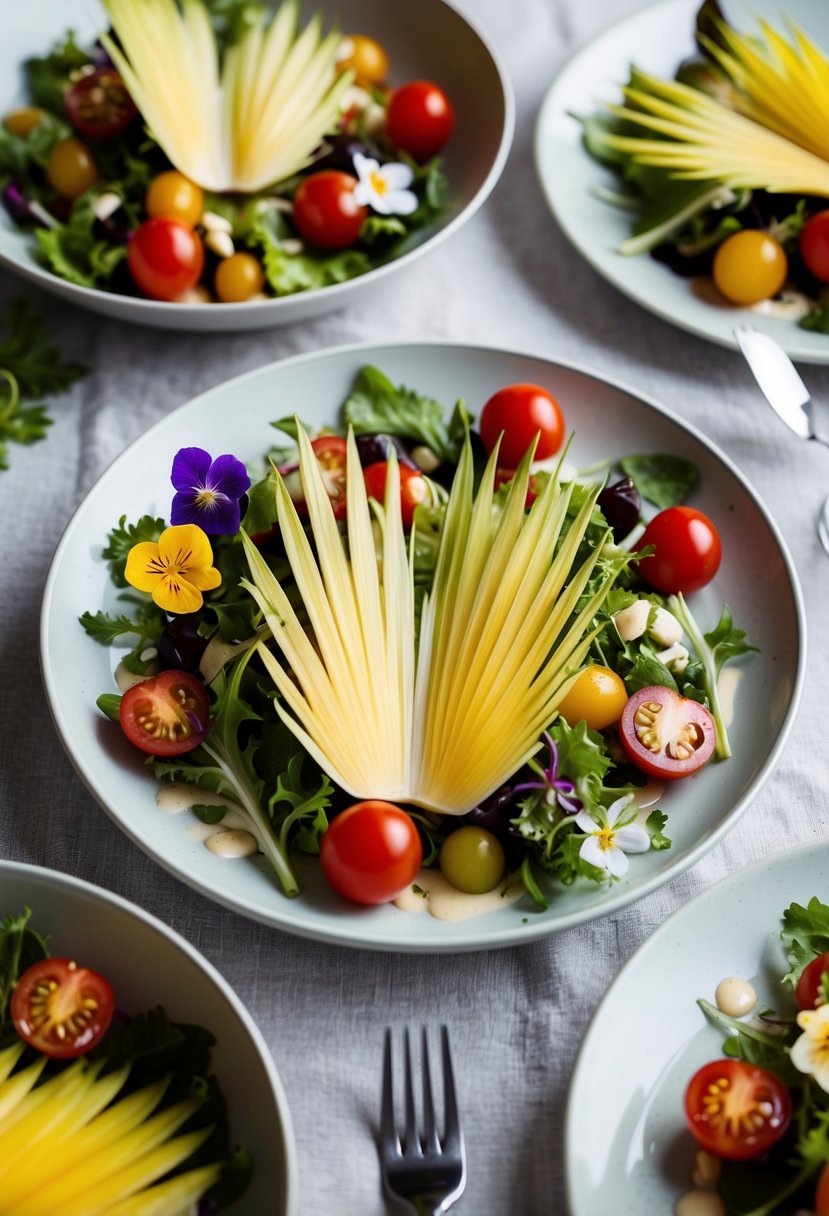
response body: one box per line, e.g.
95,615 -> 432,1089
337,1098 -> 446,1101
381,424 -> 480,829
1,0 -> 513,331
0,859 -> 297,1215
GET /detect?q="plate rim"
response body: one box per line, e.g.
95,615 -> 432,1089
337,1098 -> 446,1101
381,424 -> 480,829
39,338 -> 808,952
533,0 -> 829,364
562,837 -> 820,1214
0,0 -> 515,329
0,856 -> 299,1216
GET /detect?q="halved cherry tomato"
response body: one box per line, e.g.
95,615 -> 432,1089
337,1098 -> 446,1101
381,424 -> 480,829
386,81 -> 455,161
119,669 -> 210,756
127,217 -> 205,301
796,951 -> 829,1010
684,1059 -> 791,1160
479,384 -> 565,468
815,1162 -> 829,1214
363,461 -> 429,528
636,506 -> 722,595
557,665 -> 628,732
292,171 -> 367,250
11,958 -> 115,1059
64,68 -> 137,139
619,686 -> 716,779
493,466 -> 542,508
320,801 -> 422,904
800,210 -> 829,284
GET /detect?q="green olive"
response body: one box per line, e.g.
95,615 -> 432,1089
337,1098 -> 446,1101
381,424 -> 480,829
439,826 -> 506,895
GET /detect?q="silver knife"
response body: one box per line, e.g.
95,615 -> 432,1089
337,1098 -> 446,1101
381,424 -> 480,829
734,324 -> 829,553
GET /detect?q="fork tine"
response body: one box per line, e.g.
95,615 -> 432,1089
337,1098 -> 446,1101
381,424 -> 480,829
420,1026 -> 439,1152
441,1024 -> 462,1152
402,1027 -> 419,1155
380,1027 -> 399,1157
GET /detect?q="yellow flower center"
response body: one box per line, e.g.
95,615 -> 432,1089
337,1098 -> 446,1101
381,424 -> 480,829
370,171 -> 389,196
596,827 -> 616,852
195,488 -> 218,508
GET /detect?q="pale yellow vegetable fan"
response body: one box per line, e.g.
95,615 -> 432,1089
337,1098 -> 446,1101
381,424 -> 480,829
241,428 -> 619,816
102,0 -> 353,193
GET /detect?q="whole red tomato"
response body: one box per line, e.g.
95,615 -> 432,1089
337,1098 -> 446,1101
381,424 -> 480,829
292,171 -> 367,250
479,384 -> 565,467
636,506 -> 722,595
320,801 -> 422,904
386,80 -> 455,161
127,218 -> 204,301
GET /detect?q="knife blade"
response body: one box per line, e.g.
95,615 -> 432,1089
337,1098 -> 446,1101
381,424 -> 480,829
734,326 -> 815,440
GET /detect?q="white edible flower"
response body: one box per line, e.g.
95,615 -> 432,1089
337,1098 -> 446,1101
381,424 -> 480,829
353,152 -> 418,216
574,795 -> 650,879
791,1004 -> 829,1091
649,606 -> 683,647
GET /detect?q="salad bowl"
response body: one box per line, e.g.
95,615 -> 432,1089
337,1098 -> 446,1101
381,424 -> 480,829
0,0 -> 513,332
0,858 -> 297,1214
40,340 -> 805,952
534,0 -> 829,364
565,841 -> 829,1215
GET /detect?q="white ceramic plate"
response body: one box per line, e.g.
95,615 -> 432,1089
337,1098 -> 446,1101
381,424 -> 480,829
535,0 -> 829,363
40,341 -> 805,952
565,841 -> 826,1214
0,859 -> 297,1215
1,0 -> 513,332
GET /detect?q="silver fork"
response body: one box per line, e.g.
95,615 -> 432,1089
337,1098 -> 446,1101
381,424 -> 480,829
380,1026 -> 466,1215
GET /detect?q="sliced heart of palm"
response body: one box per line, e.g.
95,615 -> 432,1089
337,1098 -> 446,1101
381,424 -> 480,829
242,427 -> 622,815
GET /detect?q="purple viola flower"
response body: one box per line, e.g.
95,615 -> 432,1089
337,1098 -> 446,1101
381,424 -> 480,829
170,447 -> 251,535
512,732 -> 583,815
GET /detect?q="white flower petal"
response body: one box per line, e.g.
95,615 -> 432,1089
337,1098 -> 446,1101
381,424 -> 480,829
614,824 -> 651,854
579,835 -> 608,870
352,152 -> 377,181
575,809 -> 600,834
353,182 -> 373,207
386,188 -> 419,216
369,194 -> 393,215
380,162 -> 415,190
604,846 -> 630,878
606,794 -> 634,827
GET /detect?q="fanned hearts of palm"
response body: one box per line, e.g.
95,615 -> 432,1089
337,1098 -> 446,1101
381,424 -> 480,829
602,18 -> 829,197
102,0 -> 352,193
241,427 -> 621,816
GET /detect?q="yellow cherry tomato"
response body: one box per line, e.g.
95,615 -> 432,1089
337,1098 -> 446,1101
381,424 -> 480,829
45,138 -> 98,200
557,664 -> 628,732
439,827 -> 506,895
712,230 -> 788,306
3,107 -> 45,137
214,252 -> 265,303
145,171 -> 204,227
338,34 -> 389,84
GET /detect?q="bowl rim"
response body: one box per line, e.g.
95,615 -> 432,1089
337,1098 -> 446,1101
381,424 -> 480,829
38,337 -> 807,951
0,857 -> 299,1215
0,0 -> 515,323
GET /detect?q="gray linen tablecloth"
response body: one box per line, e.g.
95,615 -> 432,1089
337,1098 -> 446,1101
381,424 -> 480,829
2,1 -> 829,1212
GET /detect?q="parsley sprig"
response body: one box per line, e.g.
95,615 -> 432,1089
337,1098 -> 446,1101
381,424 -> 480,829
0,298 -> 85,470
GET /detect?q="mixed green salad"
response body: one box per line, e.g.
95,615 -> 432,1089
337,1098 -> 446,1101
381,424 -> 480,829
682,899 -> 829,1215
582,0 -> 829,331
0,907 -> 250,1213
80,368 -> 757,912
0,0 -> 452,303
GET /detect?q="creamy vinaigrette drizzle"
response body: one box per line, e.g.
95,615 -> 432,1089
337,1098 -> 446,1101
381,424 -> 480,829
394,870 -> 525,922
155,785 -> 257,859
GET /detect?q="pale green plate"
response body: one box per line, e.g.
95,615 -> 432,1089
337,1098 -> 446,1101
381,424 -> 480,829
566,841 -> 827,1214
40,342 -> 805,951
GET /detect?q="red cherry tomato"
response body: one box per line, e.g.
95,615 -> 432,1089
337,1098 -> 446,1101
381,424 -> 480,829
11,958 -> 115,1059
64,68 -> 137,139
363,461 -> 429,528
796,951 -> 829,1010
636,506 -> 722,595
386,81 -> 455,161
684,1058 -> 791,1160
800,210 -> 829,284
292,171 -> 367,250
282,435 -> 349,521
320,801 -> 422,904
479,384 -> 565,468
119,669 -> 210,756
127,218 -> 205,301
815,1163 -> 829,1215
619,686 -> 716,780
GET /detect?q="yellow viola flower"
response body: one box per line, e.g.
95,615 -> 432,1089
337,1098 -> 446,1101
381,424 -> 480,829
791,1004 -> 829,1092
125,524 -> 221,614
